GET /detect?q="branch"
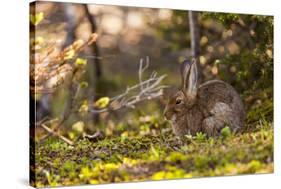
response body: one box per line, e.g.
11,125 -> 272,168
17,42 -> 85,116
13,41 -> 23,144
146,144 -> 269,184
39,124 -> 74,145
188,11 -> 200,58
89,57 -> 168,114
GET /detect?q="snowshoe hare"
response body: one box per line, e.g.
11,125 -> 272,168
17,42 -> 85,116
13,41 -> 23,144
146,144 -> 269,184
164,59 -> 245,137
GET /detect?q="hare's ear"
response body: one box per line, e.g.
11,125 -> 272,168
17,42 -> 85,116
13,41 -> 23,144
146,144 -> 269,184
181,58 -> 198,98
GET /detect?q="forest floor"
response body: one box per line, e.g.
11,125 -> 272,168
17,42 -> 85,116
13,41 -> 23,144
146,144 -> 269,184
33,117 -> 273,187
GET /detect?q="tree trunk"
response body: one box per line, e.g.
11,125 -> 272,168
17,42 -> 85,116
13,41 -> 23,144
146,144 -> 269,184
188,11 -> 200,58
83,5 -> 102,79
63,4 -> 77,47
188,11 -> 202,80
83,4 -> 103,124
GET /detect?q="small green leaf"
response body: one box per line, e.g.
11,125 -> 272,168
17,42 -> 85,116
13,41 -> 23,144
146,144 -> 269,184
121,131 -> 129,142
89,179 -> 99,184
195,132 -> 207,141
79,167 -> 92,179
151,171 -> 165,180
30,12 -> 44,26
34,36 -> 44,45
75,58 -> 87,66
72,121 -> 85,133
80,81 -> 88,88
248,160 -> 262,172
165,152 -> 187,162
150,145 -> 159,158
79,100 -> 89,113
221,126 -> 231,138
68,132 -> 76,140
94,97 -> 110,108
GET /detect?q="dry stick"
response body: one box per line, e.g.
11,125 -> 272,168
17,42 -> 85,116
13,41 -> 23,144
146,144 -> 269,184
40,124 -> 74,145
36,117 -> 60,139
90,59 -> 167,114
110,77 -> 163,101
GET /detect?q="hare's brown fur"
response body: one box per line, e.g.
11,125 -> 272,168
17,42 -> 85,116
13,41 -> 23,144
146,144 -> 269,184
164,59 -> 245,137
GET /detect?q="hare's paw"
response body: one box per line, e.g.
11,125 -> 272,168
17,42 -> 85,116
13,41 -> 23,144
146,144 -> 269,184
202,116 -> 225,137
202,117 -> 216,136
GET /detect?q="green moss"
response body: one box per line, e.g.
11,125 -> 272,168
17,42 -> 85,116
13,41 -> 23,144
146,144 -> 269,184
34,119 -> 273,187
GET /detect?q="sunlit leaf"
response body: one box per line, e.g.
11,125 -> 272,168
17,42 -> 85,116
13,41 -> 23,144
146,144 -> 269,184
121,131 -> 129,142
68,132 -> 76,140
62,160 -> 75,171
30,12 -> 44,26
79,167 -> 92,179
80,81 -> 88,88
184,173 -> 193,178
43,170 -> 51,184
151,171 -> 165,180
34,36 -> 44,45
72,121 -> 85,133
89,179 -> 99,184
150,145 -> 159,158
165,152 -> 187,162
64,49 -> 75,60
94,97 -> 110,108
122,157 -> 138,166
79,100 -> 89,113
195,132 -> 206,141
75,58 -> 87,66
248,160 -> 262,172
103,163 -> 120,170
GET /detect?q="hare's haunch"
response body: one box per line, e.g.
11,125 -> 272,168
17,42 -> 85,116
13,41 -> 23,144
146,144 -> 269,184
164,59 -> 245,137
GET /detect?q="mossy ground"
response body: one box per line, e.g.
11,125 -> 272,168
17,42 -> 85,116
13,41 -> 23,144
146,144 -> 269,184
33,117 -> 273,187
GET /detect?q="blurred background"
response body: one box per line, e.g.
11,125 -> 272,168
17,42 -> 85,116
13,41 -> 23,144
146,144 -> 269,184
31,1 -> 273,139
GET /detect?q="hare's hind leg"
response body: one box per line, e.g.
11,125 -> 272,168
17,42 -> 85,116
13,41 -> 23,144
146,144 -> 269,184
202,116 -> 225,136
202,102 -> 233,137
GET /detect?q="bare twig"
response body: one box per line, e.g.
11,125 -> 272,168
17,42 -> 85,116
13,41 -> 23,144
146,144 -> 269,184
40,124 -> 74,145
83,131 -> 104,141
89,57 -> 167,114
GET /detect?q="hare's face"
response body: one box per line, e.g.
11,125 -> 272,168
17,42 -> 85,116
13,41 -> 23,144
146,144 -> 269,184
164,90 -> 186,121
164,58 -> 199,123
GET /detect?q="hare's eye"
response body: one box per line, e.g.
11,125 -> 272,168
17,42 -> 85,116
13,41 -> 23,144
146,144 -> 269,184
176,99 -> 182,105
